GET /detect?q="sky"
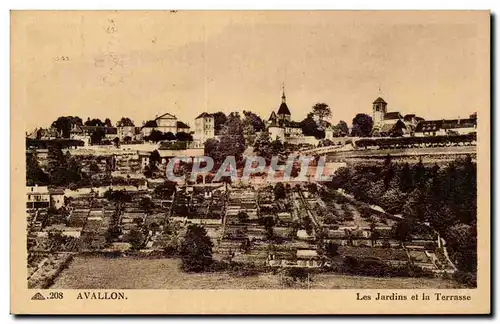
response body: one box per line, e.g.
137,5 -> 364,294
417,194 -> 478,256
11,11 -> 489,131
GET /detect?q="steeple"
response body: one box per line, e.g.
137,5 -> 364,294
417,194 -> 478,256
281,82 -> 286,104
277,82 -> 291,119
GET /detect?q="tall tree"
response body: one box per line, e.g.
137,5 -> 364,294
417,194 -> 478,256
243,110 -> 266,132
51,116 -> 83,138
300,113 -> 324,139
117,117 -> 135,127
211,112 -> 227,135
216,112 -> 245,162
204,138 -> 220,161
84,118 -> 104,126
26,154 -> 49,186
312,102 -> 332,122
351,113 -> 374,137
179,224 -> 213,272
254,131 -> 272,160
90,128 -> 106,145
333,120 -> 349,137
176,132 -> 193,142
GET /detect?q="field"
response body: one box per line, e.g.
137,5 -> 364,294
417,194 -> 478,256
51,256 -> 462,289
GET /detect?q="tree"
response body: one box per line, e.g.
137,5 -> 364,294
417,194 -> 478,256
179,224 -> 213,272
332,120 -> 349,137
399,162 -> 414,192
303,216 -> 314,236
262,216 -> 276,240
270,139 -> 284,156
392,218 -> 416,242
237,211 -> 249,223
26,153 -> 49,186
243,110 -> 266,132
300,113 -> 324,139
165,132 -> 176,141
378,187 -> 407,214
273,182 -> 286,200
112,137 -> 120,147
204,138 -> 219,160
323,242 -> 340,259
89,161 -> 100,174
176,132 -> 193,142
402,188 -> 427,221
312,102 -> 331,122
143,120 -> 157,128
104,118 -> 112,127
211,112 -> 227,135
446,223 -> 476,273
117,117 -> 134,127
149,150 -> 161,168
216,112 -> 246,162
254,131 -> 272,160
85,118 -> 104,126
153,180 -> 177,199
351,113 -> 374,137
139,197 -> 155,215
147,129 -> 165,143
126,229 -> 144,250
90,128 -> 106,145
51,116 -> 83,138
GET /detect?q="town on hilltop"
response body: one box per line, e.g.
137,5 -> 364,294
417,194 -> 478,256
26,88 -> 477,290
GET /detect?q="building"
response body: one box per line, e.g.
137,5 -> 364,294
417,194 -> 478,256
266,86 -> 304,141
372,96 -> 423,137
414,118 -> 477,136
26,127 -> 61,140
194,112 -> 215,144
117,119 -> 141,141
69,125 -> 118,144
49,188 -> 65,209
141,113 -> 191,137
27,186 -> 51,209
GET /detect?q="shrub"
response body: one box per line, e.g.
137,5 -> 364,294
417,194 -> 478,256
453,271 -> 477,288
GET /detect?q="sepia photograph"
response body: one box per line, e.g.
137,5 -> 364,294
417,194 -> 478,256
10,10 -> 490,314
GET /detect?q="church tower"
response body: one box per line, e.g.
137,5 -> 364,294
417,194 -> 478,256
277,84 -> 291,124
372,96 -> 387,125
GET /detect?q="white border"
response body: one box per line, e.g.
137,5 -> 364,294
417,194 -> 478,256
3,1 -> 497,322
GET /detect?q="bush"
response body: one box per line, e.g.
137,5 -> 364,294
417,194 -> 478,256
453,271 -> 477,288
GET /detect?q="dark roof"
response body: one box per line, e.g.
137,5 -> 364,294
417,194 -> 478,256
373,97 -> 387,104
277,102 -> 291,115
379,120 -> 406,134
195,112 -> 213,119
415,119 -> 476,132
384,112 -> 403,120
176,121 -> 190,129
268,111 -> 277,121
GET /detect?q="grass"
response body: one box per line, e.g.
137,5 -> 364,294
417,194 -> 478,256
51,256 -> 462,289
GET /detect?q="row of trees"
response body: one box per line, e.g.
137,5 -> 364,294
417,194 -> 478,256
50,116 -> 136,138
355,134 -> 477,148
27,147 -> 90,186
144,130 -> 193,143
330,156 -> 477,279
